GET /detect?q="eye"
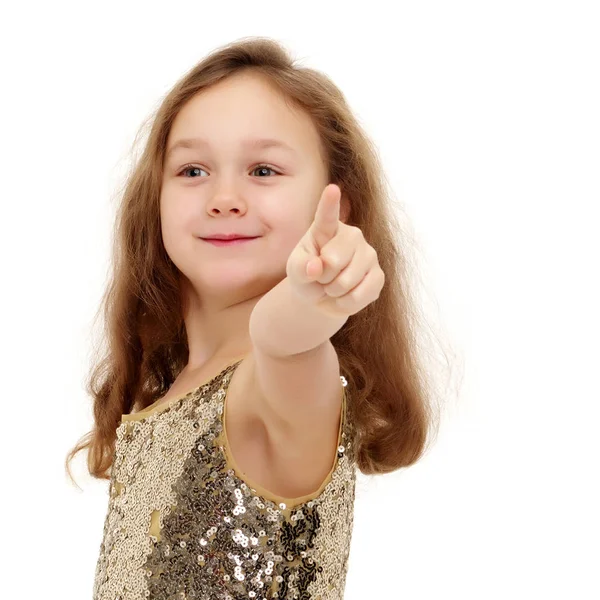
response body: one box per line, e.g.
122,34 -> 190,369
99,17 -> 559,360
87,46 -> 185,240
178,164 -> 208,178
251,164 -> 280,177
176,164 -> 280,178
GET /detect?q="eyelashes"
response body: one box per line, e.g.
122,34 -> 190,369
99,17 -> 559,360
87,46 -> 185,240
177,163 -> 280,178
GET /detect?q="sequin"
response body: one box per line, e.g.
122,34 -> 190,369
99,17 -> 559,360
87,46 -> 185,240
92,359 -> 357,599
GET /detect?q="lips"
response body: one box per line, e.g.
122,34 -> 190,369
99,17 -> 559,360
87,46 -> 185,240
202,237 -> 258,247
202,234 -> 258,241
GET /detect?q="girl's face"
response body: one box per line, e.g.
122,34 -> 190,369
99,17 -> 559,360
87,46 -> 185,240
160,71 -> 341,301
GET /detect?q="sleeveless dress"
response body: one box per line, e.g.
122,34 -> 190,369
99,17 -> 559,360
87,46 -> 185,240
92,356 -> 357,600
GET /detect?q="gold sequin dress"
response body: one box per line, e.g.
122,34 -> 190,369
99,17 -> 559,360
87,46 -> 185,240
92,356 -> 357,600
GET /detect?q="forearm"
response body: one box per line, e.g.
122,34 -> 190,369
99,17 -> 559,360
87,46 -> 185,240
249,276 -> 348,357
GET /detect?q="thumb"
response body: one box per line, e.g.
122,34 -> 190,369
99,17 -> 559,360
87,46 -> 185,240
287,238 -> 323,285
305,255 -> 323,279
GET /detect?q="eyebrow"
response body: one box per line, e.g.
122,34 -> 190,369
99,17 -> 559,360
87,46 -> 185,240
165,137 -> 298,159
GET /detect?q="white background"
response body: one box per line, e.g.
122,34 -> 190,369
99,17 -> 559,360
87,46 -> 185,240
1,1 -> 598,598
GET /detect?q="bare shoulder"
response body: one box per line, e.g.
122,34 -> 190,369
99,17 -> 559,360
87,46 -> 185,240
230,342 -> 344,496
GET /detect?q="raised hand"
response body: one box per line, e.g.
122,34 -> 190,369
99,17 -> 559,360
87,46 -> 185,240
286,183 -> 385,319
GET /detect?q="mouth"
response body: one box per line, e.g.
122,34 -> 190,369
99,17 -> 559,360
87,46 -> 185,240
201,237 -> 259,246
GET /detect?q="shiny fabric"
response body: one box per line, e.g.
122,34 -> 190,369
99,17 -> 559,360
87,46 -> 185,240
92,358 -> 356,599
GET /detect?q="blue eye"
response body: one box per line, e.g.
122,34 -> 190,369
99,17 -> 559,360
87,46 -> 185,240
177,164 -> 280,178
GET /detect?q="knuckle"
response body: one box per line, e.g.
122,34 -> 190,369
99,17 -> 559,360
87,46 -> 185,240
339,273 -> 354,290
322,252 -> 343,270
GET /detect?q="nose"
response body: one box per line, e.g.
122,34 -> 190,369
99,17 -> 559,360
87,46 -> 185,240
207,194 -> 247,216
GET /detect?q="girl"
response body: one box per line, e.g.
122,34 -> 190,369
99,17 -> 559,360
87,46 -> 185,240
66,36 -> 445,600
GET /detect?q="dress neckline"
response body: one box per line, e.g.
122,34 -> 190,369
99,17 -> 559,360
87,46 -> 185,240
121,354 -> 249,422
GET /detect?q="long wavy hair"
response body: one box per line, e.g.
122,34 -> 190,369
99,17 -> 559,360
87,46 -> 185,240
65,36 -> 459,488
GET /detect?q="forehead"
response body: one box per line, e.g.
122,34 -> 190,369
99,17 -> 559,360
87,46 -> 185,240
166,72 -> 323,160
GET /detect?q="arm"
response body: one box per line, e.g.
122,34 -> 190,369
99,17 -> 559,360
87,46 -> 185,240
244,185 -> 381,454
245,279 -> 345,483
249,275 -> 348,358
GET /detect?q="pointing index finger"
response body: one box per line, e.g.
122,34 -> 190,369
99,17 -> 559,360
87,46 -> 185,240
311,184 -> 341,249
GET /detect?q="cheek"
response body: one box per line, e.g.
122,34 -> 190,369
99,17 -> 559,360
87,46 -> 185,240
266,192 -> 314,232
160,191 -> 196,232
265,218 -> 311,263
159,201 -> 196,261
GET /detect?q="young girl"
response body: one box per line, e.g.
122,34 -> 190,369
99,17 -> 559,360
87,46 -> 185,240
66,36 -> 444,600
